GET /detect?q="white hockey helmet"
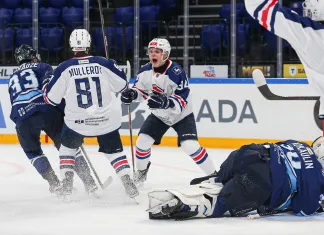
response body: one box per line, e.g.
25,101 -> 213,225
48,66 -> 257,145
69,29 -> 91,52
147,38 -> 171,62
311,136 -> 324,168
303,0 -> 324,21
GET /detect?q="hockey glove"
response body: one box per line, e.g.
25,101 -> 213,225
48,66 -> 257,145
121,89 -> 138,105
147,91 -> 175,109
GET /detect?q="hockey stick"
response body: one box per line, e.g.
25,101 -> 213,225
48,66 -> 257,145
252,69 -> 319,101
125,60 -> 136,174
97,0 -> 109,58
80,145 -> 113,189
247,208 -> 291,220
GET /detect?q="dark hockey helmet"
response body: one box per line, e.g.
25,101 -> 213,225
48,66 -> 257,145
14,44 -> 41,65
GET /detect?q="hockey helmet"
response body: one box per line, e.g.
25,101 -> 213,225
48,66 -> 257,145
147,38 -> 171,62
69,29 -> 91,52
311,136 -> 324,168
14,44 -> 41,65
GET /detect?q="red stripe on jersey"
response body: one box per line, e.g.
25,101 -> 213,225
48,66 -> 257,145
173,94 -> 186,108
261,0 -> 277,29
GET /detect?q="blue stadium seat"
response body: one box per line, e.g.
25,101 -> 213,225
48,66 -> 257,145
140,0 -> 155,6
290,2 -> 303,16
62,7 -> 83,29
71,0 -> 92,8
0,28 -> 14,52
0,8 -> 13,28
140,6 -> 160,29
219,3 -> 244,22
92,27 -> 115,55
39,8 -> 61,25
23,0 -> 44,8
237,24 -> 249,51
1,0 -> 22,9
15,28 -> 32,47
48,0 -> 67,8
115,26 -> 133,51
40,27 -> 64,52
114,7 -> 134,25
14,8 -> 32,26
201,25 -> 221,51
157,0 -> 176,11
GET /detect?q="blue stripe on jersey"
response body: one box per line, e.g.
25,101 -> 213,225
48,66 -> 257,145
253,0 -> 269,19
269,3 -> 279,33
14,90 -> 42,102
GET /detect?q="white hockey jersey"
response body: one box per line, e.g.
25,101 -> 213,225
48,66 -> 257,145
245,0 -> 324,116
44,56 -> 127,136
133,60 -> 192,126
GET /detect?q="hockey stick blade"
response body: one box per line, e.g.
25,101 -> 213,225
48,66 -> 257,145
102,176 -> 113,189
252,69 -> 319,101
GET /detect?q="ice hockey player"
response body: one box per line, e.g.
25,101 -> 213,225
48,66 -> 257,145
120,38 -> 216,186
8,44 -> 98,196
147,138 -> 324,219
244,0 -> 324,122
43,29 -> 139,198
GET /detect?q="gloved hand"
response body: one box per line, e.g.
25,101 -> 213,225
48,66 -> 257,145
121,89 -> 138,105
147,91 -> 175,109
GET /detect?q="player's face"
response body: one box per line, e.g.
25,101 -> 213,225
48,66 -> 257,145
148,48 -> 166,68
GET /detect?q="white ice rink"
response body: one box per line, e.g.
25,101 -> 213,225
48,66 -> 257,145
0,144 -> 323,235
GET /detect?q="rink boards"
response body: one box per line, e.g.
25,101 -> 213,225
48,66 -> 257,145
0,75 -> 321,148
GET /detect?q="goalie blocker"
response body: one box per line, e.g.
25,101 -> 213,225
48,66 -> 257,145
148,140 -> 324,220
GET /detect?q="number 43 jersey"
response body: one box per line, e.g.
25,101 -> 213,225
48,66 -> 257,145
44,56 -> 127,136
8,62 -> 53,124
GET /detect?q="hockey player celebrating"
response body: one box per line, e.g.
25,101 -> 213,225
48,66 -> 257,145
120,38 -> 216,186
147,138 -> 324,219
8,44 -> 98,195
244,0 -> 324,118
43,29 -> 139,198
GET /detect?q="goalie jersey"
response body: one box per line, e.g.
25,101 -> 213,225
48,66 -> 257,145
8,62 -> 53,124
268,140 -> 324,215
133,60 -> 192,125
44,56 -> 127,136
244,0 -> 324,116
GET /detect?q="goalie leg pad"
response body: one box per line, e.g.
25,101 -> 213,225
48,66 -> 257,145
148,183 -> 223,219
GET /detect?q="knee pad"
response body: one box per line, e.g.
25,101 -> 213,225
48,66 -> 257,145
136,134 -> 155,150
181,140 -> 201,156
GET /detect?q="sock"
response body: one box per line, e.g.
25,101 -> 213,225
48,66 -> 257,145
105,152 -> 131,177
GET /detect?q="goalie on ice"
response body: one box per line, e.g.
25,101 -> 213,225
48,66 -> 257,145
147,139 -> 324,219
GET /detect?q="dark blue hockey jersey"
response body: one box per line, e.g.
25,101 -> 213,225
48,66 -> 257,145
8,62 -> 53,124
268,140 -> 324,215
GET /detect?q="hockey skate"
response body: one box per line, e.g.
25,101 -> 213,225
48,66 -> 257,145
43,168 -> 62,196
61,172 -> 74,201
134,161 -> 151,188
121,174 -> 139,198
84,179 -> 99,198
49,181 -> 62,197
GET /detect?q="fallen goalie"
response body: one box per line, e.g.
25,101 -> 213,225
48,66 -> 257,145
148,139 -> 324,220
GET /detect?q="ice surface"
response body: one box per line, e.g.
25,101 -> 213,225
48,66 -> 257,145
0,145 -> 323,235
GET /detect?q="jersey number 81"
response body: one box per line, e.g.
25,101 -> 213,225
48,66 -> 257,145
75,77 -> 102,109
